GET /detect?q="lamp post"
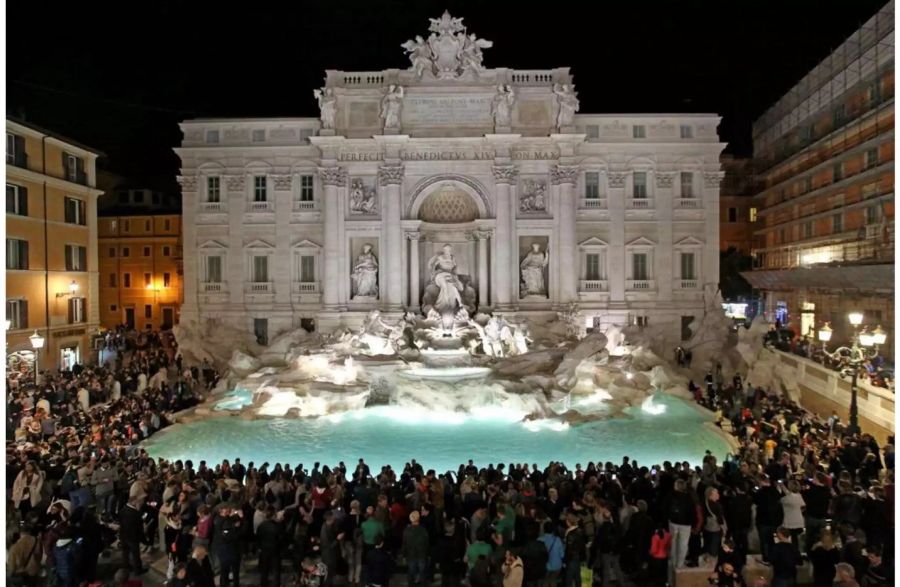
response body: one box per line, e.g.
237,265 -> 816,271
29,330 -> 45,387
817,313 -> 887,435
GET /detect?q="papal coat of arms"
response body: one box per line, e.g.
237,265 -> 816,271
401,11 -> 493,79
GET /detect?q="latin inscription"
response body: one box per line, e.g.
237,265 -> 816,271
402,95 -> 493,126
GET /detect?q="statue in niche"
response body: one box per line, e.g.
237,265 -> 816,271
401,36 -> 432,78
520,243 -> 550,297
313,87 -> 336,130
519,179 -> 547,212
426,244 -> 464,313
351,244 -> 379,299
491,84 -> 515,129
552,83 -> 580,129
349,179 -> 376,215
380,85 -> 405,130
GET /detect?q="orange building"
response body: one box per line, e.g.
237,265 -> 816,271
5,118 -> 102,374
97,213 -> 182,330
744,4 -> 894,355
719,155 -> 756,254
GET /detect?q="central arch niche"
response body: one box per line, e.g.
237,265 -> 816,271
418,184 -> 479,223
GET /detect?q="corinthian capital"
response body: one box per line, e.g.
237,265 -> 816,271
378,165 -> 404,186
318,166 -> 348,187
177,176 -> 198,191
225,175 -> 245,191
703,171 -> 725,187
550,165 -> 579,185
491,165 -> 519,184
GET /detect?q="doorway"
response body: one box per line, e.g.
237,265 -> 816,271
124,307 -> 135,329
162,307 -> 174,330
60,345 -> 80,371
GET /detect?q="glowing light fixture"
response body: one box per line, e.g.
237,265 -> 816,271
817,323 -> 833,343
848,312 -> 864,327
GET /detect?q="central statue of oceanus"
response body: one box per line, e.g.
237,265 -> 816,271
421,243 -> 477,330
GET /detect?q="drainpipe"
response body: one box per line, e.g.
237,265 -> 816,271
42,136 -> 50,369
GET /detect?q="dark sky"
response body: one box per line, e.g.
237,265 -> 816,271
8,0 -> 888,193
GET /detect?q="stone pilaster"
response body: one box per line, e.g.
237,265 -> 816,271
272,175 -> 293,307
655,172 -> 675,301
379,165 -> 404,311
492,165 -> 517,309
607,171 -> 627,303
406,231 -> 422,310
319,166 -> 347,309
551,165 -> 579,304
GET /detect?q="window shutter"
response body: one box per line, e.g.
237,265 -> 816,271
68,299 -> 74,324
20,186 -> 27,215
62,152 -> 69,178
14,135 -> 24,164
79,246 -> 87,271
21,240 -> 28,269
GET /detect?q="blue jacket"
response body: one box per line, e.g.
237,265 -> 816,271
53,539 -> 79,587
540,533 -> 564,572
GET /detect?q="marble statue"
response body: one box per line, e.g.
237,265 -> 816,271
402,11 -> 492,79
519,179 -> 547,212
426,244 -> 464,315
520,243 -> 550,296
380,85 -> 405,129
401,35 -> 432,78
358,310 -> 396,355
552,83 -> 580,129
351,244 -> 379,298
349,179 -> 376,215
313,87 -> 336,130
491,84 -> 515,129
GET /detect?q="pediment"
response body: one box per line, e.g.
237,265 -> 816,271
198,239 -> 227,250
626,236 -> 656,247
578,237 -> 608,248
292,239 -> 322,249
245,239 -> 275,250
674,236 -> 705,247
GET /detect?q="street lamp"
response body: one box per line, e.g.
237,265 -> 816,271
29,330 -> 45,386
56,280 -> 79,298
817,313 -> 888,435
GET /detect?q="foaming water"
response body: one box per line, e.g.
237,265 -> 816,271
146,394 -> 729,472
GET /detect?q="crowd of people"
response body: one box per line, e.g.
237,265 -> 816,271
4,326 -> 895,587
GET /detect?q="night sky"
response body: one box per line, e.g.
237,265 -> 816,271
7,0 -> 888,193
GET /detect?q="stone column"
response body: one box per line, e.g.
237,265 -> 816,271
703,171 -> 724,295
379,164 -> 405,311
318,166 -> 346,309
607,171 -> 627,302
492,165 -> 518,309
551,165 -> 579,304
226,175 -> 246,308
655,172 -> 675,301
406,231 -> 421,310
272,174 -> 293,309
177,176 -> 199,323
476,229 -> 492,308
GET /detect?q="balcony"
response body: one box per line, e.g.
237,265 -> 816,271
627,198 -> 653,210
626,279 -> 655,290
677,279 -> 699,289
246,282 -> 273,293
247,201 -> 274,213
294,281 -> 320,293
674,198 -> 701,209
293,200 -> 317,211
66,169 -> 88,186
580,198 -> 607,210
579,280 -> 608,292
7,152 -> 27,170
202,282 -> 224,293
200,202 -> 226,213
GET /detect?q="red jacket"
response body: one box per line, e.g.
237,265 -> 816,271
649,531 -> 671,560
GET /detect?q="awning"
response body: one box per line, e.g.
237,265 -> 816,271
741,263 -> 894,293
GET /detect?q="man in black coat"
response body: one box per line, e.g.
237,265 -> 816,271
213,506 -> 244,587
186,545 -> 216,587
753,475 -> 783,564
723,482 -> 753,562
119,497 -> 145,573
256,506 -> 283,587
364,537 -> 394,587
769,527 -> 801,586
801,472 -> 831,553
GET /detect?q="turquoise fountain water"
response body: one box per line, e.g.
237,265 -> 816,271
144,393 -> 731,473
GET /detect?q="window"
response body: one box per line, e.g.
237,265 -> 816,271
799,126 -> 812,143
832,213 -> 843,233
145,305 -> 152,319
163,272 -> 171,287
803,221 -> 813,239
802,177 -> 813,193
633,172 -> 647,199
300,255 -> 315,283
865,148 -> 879,169
779,229 -> 786,244
680,253 -> 696,280
124,220 -> 130,232
252,255 -> 269,282
832,104 -> 846,127
681,316 -> 694,341
727,207 -> 738,222
207,176 -> 221,202
110,219 -> 117,231
6,299 -> 28,329
122,246 -> 130,257
749,207 -> 757,222
164,219 -> 171,231
163,246 -> 171,257
133,191 -> 144,203
254,318 -> 268,345
680,172 -> 693,197
586,253 -> 601,280
632,125 -> 646,138
6,184 -> 27,215
124,273 -> 132,288
64,245 -> 87,271
632,253 -> 648,280
584,172 -> 600,199
253,176 -> 267,202
832,163 -> 844,183
108,247 -> 116,258
205,130 -> 220,144
206,256 -> 222,282
64,197 -> 86,225
110,305 -> 117,312
143,246 -> 151,257
7,132 -> 25,167
585,125 -> 599,139
64,153 -> 84,184
299,175 -> 314,201
144,273 -> 152,287
631,315 -> 649,327
68,297 -> 85,324
866,83 -> 880,105
866,205 -> 882,225
680,125 -> 693,139
252,129 -> 266,142
145,220 -> 151,231
151,192 -> 160,205
109,273 -> 117,287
